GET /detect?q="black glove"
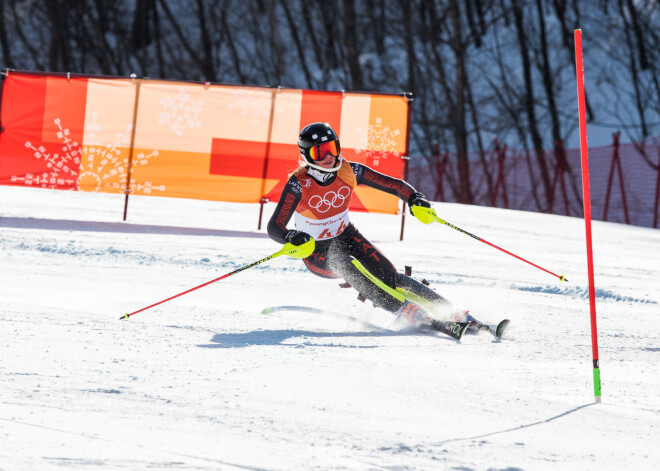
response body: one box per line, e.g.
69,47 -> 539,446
408,192 -> 430,214
284,230 -> 312,246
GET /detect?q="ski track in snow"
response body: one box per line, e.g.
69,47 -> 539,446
511,283 -> 657,305
1,186 -> 659,471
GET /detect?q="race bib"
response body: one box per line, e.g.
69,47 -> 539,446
295,209 -> 349,240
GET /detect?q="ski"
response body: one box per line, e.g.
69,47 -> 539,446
427,319 -> 471,340
491,319 -> 510,339
466,314 -> 510,339
397,300 -> 469,340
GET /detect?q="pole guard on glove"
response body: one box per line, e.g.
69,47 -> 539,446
282,230 -> 315,259
281,238 -> 315,259
411,205 -> 441,224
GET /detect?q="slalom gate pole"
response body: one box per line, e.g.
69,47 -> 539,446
120,242 -> 309,320
412,206 -> 567,282
574,29 -> 601,403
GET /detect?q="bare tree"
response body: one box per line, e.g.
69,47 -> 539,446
343,0 -> 363,90
512,0 -> 552,209
0,2 -> 15,69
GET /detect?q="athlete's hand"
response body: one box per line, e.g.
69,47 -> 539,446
282,231 -> 315,259
408,192 -> 431,214
408,193 -> 439,224
284,230 -> 312,246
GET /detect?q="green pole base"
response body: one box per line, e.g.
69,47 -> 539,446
593,367 -> 602,403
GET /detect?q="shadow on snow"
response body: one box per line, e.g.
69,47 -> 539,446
433,402 -> 595,446
199,328 -> 450,348
0,216 -> 268,238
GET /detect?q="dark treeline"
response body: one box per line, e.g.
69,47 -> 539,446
1,0 -> 659,207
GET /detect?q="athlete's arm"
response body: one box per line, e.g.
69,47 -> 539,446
267,176 -> 302,244
350,162 -> 416,200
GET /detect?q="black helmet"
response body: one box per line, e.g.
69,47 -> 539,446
298,122 -> 342,172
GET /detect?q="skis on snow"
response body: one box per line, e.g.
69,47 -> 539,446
465,313 -> 510,340
405,306 -> 510,341
397,300 -> 470,340
427,319 -> 471,340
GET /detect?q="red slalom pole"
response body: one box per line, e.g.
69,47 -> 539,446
575,29 -> 601,403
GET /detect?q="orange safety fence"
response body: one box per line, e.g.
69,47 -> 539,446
0,71 -> 411,215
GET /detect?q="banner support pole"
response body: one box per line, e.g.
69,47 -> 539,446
123,74 -> 141,222
400,92 -> 414,241
257,87 -> 280,230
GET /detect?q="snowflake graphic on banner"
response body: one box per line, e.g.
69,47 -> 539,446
13,114 -> 163,194
228,88 -> 272,126
12,118 -> 81,189
158,89 -> 203,136
81,111 -> 163,194
355,117 -> 403,166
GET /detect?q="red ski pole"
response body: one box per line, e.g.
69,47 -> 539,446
120,240 -> 315,320
412,206 -> 567,282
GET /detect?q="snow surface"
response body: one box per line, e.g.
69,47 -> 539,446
1,185 -> 659,471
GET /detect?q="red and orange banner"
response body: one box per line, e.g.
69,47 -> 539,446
0,71 -> 410,214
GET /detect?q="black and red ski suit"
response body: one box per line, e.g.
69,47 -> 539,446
267,160 -> 446,313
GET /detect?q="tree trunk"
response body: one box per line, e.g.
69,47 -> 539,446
450,0 -> 473,204
279,0 -> 314,88
535,0 -> 570,174
619,0 -> 648,138
343,0 -> 363,90
513,0 -> 552,209
0,2 -> 15,68
196,0 -> 217,82
400,0 -> 416,95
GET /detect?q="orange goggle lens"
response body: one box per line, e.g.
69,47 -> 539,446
308,141 -> 339,161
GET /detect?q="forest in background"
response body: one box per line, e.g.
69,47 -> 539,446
1,0 -> 659,208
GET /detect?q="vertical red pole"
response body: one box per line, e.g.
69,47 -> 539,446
558,141 -> 570,216
433,142 -> 447,202
440,151 -> 449,201
432,141 -> 441,200
491,138 -> 502,207
548,152 -> 559,213
615,138 -> 630,224
501,145 -> 510,208
574,29 -> 601,403
602,132 -> 619,221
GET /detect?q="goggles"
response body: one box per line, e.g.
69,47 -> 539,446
308,140 -> 340,161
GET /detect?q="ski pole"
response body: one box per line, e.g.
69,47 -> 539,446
120,239 -> 315,320
412,206 -> 567,282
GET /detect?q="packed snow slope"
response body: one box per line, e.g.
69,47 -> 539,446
1,185 -> 659,471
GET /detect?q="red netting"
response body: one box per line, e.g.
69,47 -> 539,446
408,136 -> 660,228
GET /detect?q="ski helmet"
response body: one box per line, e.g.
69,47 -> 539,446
298,122 -> 342,172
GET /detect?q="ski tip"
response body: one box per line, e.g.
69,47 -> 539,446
495,319 -> 510,339
459,322 -> 470,341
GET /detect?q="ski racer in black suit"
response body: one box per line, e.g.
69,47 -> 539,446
267,122 -> 497,338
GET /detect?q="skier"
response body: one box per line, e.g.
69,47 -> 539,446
267,122 -> 504,339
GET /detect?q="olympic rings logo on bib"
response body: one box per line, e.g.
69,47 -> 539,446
308,186 -> 351,213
